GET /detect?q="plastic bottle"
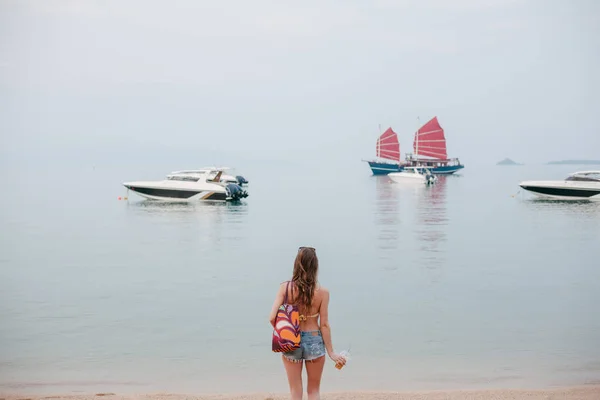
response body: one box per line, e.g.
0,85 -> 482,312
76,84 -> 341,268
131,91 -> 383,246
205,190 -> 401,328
335,349 -> 351,370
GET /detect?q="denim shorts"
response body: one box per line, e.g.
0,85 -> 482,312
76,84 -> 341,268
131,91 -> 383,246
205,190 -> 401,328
283,331 -> 326,363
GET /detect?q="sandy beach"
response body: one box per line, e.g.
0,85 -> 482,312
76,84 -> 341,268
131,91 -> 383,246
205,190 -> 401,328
3,386 -> 600,400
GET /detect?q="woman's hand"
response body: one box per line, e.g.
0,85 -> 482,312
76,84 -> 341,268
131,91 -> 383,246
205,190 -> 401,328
328,352 -> 347,367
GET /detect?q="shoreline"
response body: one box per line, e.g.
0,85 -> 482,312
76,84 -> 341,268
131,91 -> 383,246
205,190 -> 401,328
2,386 -> 600,400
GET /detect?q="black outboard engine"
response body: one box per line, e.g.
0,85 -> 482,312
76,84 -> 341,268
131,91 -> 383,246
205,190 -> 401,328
225,183 -> 249,201
235,175 -> 249,185
425,173 -> 436,185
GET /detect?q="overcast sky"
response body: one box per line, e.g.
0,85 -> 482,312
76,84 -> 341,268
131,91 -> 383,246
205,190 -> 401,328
1,0 -> 598,168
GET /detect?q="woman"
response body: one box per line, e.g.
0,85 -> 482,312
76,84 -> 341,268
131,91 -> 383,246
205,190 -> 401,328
269,246 -> 346,400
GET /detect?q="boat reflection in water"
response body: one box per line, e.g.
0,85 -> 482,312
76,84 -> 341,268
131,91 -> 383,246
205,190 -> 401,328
373,175 -> 401,260
373,173 -> 449,275
125,199 -> 249,248
414,175 -> 448,275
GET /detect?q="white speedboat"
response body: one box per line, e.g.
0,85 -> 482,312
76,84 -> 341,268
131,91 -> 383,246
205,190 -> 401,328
167,167 -> 248,186
519,171 -> 600,200
123,168 -> 248,202
389,166 -> 437,185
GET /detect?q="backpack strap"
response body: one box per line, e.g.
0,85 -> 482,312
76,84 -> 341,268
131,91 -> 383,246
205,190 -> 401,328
283,280 -> 291,304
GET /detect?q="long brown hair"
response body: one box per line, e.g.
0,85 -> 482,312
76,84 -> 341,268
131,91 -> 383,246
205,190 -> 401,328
292,247 -> 319,313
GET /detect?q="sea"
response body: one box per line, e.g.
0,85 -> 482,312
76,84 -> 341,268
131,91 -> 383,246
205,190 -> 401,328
1,162 -> 599,394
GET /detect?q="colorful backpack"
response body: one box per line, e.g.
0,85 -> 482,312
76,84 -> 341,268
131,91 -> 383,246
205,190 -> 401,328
272,281 -> 301,353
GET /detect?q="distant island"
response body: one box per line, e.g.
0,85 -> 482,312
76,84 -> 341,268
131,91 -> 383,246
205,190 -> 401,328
547,160 -> 600,165
497,158 -> 522,166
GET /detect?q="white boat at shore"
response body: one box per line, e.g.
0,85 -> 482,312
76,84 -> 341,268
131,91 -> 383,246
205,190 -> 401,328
519,171 -> 600,200
388,166 -> 437,185
123,167 -> 248,202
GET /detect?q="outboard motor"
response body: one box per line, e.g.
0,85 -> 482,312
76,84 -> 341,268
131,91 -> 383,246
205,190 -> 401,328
425,173 -> 436,185
225,183 -> 249,201
235,175 -> 249,185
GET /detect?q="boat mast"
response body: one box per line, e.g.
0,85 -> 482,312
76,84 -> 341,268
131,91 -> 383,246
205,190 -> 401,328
377,124 -> 381,159
415,116 -> 420,161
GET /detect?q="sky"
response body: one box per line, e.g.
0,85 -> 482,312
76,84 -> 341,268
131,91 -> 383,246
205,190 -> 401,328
1,0 -> 599,169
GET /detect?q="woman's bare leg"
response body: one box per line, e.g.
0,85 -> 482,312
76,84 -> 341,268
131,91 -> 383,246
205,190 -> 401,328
305,356 -> 326,400
282,356 -> 303,400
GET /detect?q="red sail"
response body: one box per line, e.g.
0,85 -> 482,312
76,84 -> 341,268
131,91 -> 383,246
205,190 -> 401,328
376,127 -> 400,162
413,116 -> 447,159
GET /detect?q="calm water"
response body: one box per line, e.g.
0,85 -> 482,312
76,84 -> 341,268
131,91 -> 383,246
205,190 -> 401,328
1,162 -> 599,393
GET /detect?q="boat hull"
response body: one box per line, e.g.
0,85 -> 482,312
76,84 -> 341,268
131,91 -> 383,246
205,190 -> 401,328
519,181 -> 600,200
427,164 -> 464,174
367,161 -> 464,175
124,185 -> 230,202
388,172 -> 427,183
389,169 -> 437,185
367,161 -> 402,175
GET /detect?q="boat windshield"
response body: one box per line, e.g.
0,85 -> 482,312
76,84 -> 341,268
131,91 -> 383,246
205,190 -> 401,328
566,173 -> 600,182
167,175 -> 200,182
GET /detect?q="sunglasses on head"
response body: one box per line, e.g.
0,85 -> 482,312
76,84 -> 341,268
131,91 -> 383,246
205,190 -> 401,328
298,246 -> 316,252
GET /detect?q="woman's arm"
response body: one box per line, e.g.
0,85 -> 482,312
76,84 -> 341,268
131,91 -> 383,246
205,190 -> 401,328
319,288 -> 346,366
268,283 -> 286,327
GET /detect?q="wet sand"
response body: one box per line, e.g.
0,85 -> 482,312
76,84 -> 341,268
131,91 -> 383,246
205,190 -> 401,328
3,386 -> 600,400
